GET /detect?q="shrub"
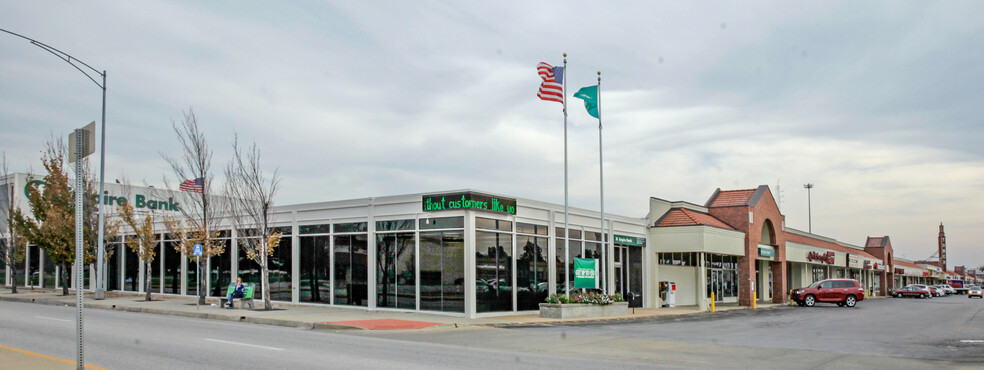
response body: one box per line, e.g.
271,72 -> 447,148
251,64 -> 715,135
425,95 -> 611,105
544,292 -> 625,305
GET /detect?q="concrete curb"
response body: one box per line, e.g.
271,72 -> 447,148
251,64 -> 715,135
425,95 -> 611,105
481,304 -> 791,328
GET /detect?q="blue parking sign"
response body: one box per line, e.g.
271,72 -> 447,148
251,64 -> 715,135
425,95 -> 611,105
193,243 -> 203,257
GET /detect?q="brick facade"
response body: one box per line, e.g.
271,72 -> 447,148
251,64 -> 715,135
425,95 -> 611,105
863,236 -> 895,296
707,186 -> 787,306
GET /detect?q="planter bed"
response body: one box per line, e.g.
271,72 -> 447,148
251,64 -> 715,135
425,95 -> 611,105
539,302 -> 629,319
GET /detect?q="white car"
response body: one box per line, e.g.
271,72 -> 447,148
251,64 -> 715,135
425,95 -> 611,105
936,285 -> 956,295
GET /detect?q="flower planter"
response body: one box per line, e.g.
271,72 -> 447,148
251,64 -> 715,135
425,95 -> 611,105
538,302 -> 629,319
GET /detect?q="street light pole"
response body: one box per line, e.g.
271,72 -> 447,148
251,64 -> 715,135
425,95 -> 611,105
1,28 -> 109,300
803,183 -> 813,233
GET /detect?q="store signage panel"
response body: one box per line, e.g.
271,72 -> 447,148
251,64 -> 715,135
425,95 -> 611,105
847,254 -> 861,268
421,192 -> 516,215
807,251 -> 835,264
894,268 -> 905,275
614,234 -> 646,247
758,247 -> 775,258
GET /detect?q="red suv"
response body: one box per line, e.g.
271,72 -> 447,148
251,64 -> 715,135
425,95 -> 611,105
791,279 -> 865,308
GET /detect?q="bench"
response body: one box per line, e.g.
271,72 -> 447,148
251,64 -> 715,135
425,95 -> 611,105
219,283 -> 255,309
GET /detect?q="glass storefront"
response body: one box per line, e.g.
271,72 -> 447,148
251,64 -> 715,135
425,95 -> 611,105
334,233 -> 369,306
376,230 -> 415,309
124,237 -> 139,291
28,245 -> 39,287
476,223 -> 513,313
516,231 -> 548,311
42,250 -> 56,288
209,238 -> 232,297
106,239 -> 121,291
163,240 -> 181,294
299,235 -> 331,303
269,235 -> 293,301
419,225 -> 464,313
811,266 -> 827,283
705,254 -> 739,302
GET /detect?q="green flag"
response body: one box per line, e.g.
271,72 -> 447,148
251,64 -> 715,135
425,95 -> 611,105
573,85 -> 599,119
574,258 -> 599,289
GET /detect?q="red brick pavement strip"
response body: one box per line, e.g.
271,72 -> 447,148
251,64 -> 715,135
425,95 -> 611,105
321,319 -> 445,330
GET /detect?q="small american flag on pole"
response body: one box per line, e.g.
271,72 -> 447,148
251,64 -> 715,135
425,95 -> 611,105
179,177 -> 204,193
537,62 -> 564,104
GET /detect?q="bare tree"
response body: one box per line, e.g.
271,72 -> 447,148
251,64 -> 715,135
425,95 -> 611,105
161,109 -> 225,305
1,152 -> 27,293
225,135 -> 281,310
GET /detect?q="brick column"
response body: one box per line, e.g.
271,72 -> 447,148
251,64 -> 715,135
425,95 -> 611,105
771,261 -> 787,303
738,255 -> 755,306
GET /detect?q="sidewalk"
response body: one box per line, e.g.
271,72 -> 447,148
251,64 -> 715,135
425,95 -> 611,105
0,289 -> 780,331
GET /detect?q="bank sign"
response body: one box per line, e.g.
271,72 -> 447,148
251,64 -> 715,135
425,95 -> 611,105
422,192 -> 516,215
574,258 -> 600,289
24,179 -> 182,212
614,234 -> 645,247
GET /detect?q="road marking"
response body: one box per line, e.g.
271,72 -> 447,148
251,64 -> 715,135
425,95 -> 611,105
960,340 -> 984,343
0,344 -> 109,369
205,338 -> 284,351
35,315 -> 72,323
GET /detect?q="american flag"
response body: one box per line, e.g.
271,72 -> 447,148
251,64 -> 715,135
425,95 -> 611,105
537,62 -> 564,104
179,177 -> 204,193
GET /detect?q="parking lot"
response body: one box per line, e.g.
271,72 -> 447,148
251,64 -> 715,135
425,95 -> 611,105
360,295 -> 984,368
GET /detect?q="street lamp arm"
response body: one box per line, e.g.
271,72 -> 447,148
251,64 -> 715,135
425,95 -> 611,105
1,28 -> 104,89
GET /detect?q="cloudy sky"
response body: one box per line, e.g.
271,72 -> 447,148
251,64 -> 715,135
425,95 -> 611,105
2,2 -> 982,268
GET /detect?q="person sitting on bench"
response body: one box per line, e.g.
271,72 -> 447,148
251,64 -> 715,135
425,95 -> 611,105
227,277 -> 246,309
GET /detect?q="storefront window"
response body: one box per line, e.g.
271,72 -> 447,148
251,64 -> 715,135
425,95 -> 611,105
476,231 -> 513,313
42,250 -> 56,288
706,254 -> 739,300
125,237 -> 139,292
334,234 -> 369,307
420,230 -> 464,313
376,232 -> 416,309
299,235 -> 331,303
209,238 -> 232,297
517,234 -> 548,310
269,237 -> 292,301
163,240 -> 181,294
28,245 -> 39,287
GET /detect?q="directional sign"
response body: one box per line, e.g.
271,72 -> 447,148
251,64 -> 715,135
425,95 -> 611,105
68,121 -> 96,163
193,243 -> 203,257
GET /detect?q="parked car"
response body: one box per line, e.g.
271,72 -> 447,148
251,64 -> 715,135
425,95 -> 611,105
906,284 -> 937,297
893,286 -> 932,298
928,286 -> 945,297
968,286 -> 983,299
937,285 -> 956,295
791,279 -> 865,307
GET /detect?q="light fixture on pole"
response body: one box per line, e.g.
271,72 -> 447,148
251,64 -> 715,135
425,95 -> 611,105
1,28 -> 110,301
803,183 -> 814,233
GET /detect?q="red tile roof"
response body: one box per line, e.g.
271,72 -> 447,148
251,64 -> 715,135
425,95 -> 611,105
656,208 -> 735,230
866,237 -> 884,248
708,189 -> 757,207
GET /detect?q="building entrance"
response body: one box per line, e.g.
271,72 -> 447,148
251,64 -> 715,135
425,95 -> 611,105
613,245 -> 643,307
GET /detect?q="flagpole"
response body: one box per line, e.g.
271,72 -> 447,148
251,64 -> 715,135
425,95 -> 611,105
597,71 -> 605,294
562,53 -> 570,298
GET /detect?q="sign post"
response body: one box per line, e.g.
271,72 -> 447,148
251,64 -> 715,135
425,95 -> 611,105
193,243 -> 202,310
573,258 -> 600,289
69,122 -> 95,370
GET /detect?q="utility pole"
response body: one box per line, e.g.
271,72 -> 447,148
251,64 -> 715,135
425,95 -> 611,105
803,183 -> 814,233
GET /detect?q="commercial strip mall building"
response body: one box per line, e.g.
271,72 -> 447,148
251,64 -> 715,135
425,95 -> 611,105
2,173 -> 978,318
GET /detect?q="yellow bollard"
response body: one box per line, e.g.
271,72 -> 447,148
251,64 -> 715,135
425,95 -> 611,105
753,291 -> 757,309
789,289 -> 795,306
711,292 -> 716,313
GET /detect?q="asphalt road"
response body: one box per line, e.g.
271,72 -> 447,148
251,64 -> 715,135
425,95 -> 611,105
0,300 -> 650,369
3,295 -> 983,369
